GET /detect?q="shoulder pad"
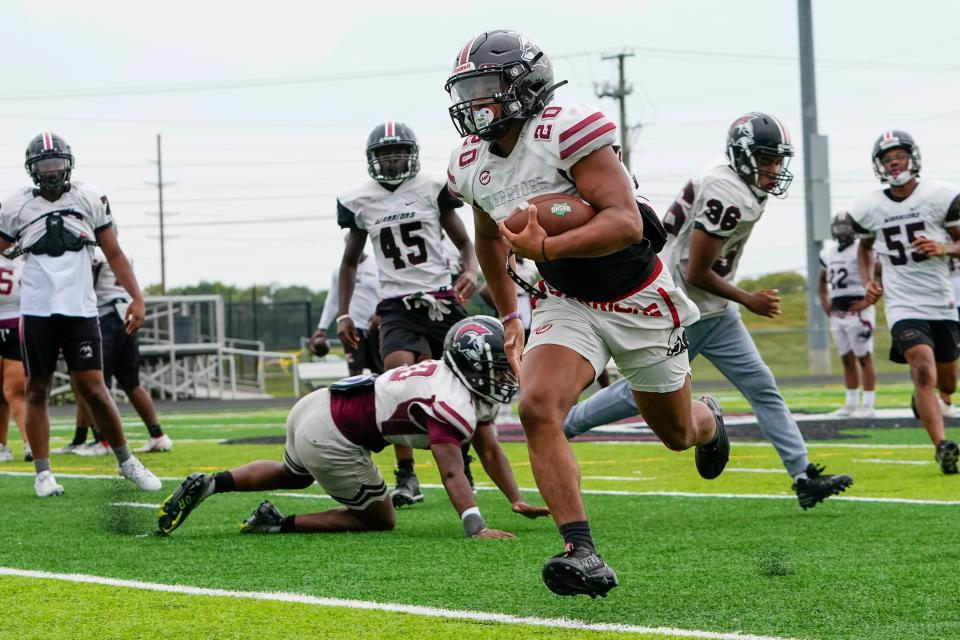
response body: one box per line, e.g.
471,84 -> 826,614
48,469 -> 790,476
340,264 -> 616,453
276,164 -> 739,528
524,103 -> 617,169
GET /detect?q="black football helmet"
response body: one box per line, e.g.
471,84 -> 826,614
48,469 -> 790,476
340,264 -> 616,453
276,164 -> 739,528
366,121 -> 419,185
444,30 -> 566,141
831,211 -> 855,246
872,130 -> 920,187
726,112 -> 794,198
25,132 -> 74,194
443,316 -> 517,405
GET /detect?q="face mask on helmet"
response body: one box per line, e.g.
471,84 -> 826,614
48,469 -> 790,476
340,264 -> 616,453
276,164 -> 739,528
443,317 -> 518,404
831,217 -> 855,245
28,153 -> 74,194
447,69 -> 525,142
726,113 -> 794,198
367,143 -> 419,185
874,145 -> 920,187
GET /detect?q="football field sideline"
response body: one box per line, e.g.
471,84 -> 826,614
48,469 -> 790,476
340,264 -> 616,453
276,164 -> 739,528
0,567 -> 798,640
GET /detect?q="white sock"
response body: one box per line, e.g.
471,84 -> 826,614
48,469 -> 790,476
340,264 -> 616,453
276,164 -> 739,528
845,389 -> 859,407
862,390 -> 875,409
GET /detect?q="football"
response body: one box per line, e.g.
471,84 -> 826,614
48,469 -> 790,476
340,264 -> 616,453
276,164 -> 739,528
503,193 -> 597,236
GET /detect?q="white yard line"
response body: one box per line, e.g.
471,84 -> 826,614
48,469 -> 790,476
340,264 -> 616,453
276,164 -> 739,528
855,459 -> 932,465
589,441 -> 936,449
2,473 -> 956,506
724,468 -> 784,474
0,567 -> 797,640
111,502 -> 162,509
583,476 -> 657,482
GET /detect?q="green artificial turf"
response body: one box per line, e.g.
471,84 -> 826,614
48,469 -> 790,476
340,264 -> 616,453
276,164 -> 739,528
1,405 -> 959,640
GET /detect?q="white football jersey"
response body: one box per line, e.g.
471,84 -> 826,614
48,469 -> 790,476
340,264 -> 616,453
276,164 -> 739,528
0,182 -> 112,317
0,254 -> 23,321
848,180 -> 960,325
373,360 -> 482,449
318,256 -> 380,331
660,164 -> 767,320
337,174 -> 461,299
92,247 -> 132,308
448,100 -> 659,302
819,240 -> 866,301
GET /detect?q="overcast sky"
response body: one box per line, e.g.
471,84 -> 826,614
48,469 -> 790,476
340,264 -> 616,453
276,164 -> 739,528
1,0 -> 957,291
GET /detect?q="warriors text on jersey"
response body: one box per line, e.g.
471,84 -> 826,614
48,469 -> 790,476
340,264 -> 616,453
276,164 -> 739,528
337,174 -> 463,300
447,101 -> 656,302
328,360 -> 495,453
848,180 -> 960,326
0,182 -> 112,317
660,164 -> 767,319
819,240 -> 866,311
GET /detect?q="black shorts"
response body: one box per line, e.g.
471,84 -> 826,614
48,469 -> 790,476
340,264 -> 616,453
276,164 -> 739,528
100,310 -> 140,389
377,293 -> 468,360
345,327 -> 384,375
21,315 -> 102,377
0,324 -> 22,361
889,319 -> 960,364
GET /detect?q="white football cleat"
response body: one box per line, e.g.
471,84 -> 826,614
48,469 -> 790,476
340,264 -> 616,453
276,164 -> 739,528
855,406 -> 876,418
118,456 -> 163,491
829,405 -> 857,418
35,470 -> 65,497
0,444 -> 13,462
135,434 -> 173,453
74,442 -> 112,457
53,442 -> 85,455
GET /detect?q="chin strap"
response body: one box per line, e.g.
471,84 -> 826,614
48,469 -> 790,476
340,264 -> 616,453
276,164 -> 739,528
506,250 -> 545,300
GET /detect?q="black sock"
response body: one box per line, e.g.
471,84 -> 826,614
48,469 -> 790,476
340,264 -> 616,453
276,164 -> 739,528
559,521 -> 596,554
279,515 -> 297,533
397,458 -> 415,474
71,426 -> 89,446
91,428 -> 103,443
212,471 -> 236,494
147,424 -> 164,438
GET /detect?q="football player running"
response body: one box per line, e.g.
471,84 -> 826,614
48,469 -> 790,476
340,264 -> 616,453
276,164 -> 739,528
158,316 -> 548,538
0,133 -> 161,496
849,130 -> 960,474
563,113 -> 854,509
817,212 -> 877,417
336,122 -> 479,509
446,31 -> 727,598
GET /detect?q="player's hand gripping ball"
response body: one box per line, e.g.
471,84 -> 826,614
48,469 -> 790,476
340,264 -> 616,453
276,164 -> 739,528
503,193 -> 597,236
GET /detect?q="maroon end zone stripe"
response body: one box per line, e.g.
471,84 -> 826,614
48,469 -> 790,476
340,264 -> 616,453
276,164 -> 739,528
559,122 -> 616,160
558,112 -> 604,143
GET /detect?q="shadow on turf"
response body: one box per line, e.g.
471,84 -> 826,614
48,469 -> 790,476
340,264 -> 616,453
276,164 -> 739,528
98,481 -> 157,537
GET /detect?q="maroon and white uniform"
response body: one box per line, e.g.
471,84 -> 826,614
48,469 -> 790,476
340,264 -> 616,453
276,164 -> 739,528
282,360 -> 495,509
819,240 -> 875,357
447,101 -> 698,392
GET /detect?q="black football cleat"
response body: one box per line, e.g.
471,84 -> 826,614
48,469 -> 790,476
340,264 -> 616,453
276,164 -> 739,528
695,396 -> 729,480
391,468 -> 424,508
157,473 -> 214,535
542,544 -> 619,598
935,440 -> 959,475
793,464 -> 853,510
911,393 -> 920,419
240,500 -> 286,533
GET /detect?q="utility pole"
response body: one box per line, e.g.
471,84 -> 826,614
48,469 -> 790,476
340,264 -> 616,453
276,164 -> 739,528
798,0 -> 832,375
596,52 -> 635,170
156,134 -> 167,295
146,134 -> 174,294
